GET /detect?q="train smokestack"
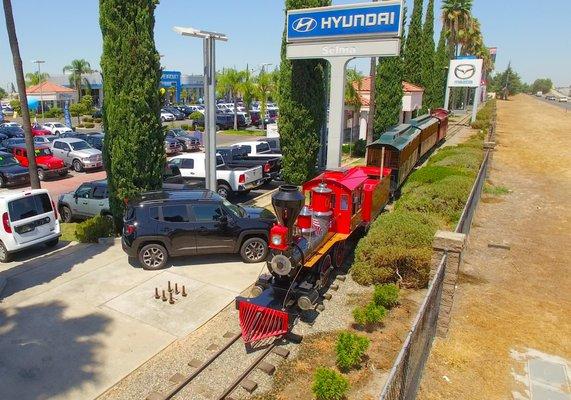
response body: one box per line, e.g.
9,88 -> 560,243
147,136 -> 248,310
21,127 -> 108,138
272,185 -> 304,239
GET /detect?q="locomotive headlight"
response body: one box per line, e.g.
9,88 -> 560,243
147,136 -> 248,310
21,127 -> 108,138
271,234 -> 282,246
270,254 -> 293,276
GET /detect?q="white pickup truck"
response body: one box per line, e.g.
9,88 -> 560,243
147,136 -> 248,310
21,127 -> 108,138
168,152 -> 265,198
231,140 -> 282,158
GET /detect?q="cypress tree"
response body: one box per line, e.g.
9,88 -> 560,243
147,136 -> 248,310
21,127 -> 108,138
420,0 -> 436,112
99,0 -> 164,225
373,6 -> 406,139
373,57 -> 404,139
433,30 -> 449,108
403,0 -> 424,85
278,0 -> 330,184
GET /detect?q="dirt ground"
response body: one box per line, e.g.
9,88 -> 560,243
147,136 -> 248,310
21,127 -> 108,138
418,94 -> 571,399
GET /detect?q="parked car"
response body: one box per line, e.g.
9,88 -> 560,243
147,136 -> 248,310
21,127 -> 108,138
58,180 -> 110,222
165,128 -> 200,151
85,133 -> 105,150
0,137 -> 24,151
168,152 -> 265,198
231,140 -> 282,158
174,105 -> 193,117
545,95 -> 557,101
50,138 -> 103,172
9,145 -> 68,181
215,113 -> 247,130
0,125 -> 24,138
42,122 -> 73,135
258,137 -> 280,152
58,132 -> 89,141
559,97 -> 568,103
31,124 -> 51,136
164,137 -> 182,155
0,122 -> 21,128
217,146 -> 281,183
160,110 -> 175,122
121,189 -> 276,269
0,151 -> 30,188
163,106 -> 185,121
34,135 -> 58,146
0,189 -> 60,262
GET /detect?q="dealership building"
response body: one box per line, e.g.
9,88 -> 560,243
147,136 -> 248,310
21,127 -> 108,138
48,70 -> 204,106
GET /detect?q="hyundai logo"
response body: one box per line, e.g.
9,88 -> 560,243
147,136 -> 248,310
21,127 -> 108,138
292,17 -> 317,33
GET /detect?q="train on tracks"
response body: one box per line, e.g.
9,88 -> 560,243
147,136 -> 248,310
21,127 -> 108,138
236,109 -> 449,344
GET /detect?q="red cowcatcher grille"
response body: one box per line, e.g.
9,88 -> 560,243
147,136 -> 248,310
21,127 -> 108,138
238,301 -> 289,343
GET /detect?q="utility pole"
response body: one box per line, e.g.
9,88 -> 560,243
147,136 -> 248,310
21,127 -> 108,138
32,59 -> 45,120
174,26 -> 227,193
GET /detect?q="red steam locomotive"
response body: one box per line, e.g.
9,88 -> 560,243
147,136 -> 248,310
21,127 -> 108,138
236,109 -> 449,344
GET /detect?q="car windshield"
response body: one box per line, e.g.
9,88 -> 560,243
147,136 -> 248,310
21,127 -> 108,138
70,141 -> 91,150
34,148 -> 52,157
222,198 -> 246,218
0,155 -> 19,166
53,123 -> 65,128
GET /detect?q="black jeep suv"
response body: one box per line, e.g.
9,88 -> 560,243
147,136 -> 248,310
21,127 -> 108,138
122,190 -> 276,270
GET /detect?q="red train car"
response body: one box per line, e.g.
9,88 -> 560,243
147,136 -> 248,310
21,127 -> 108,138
432,108 -> 450,142
236,166 -> 390,343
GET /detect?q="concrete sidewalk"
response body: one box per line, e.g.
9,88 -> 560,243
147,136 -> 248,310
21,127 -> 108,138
0,241 -> 263,400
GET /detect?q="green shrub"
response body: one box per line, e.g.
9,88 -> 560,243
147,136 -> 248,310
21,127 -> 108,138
84,122 -> 95,128
196,125 -> 204,131
341,139 -> 366,157
353,245 -> 432,287
44,107 -> 63,118
352,302 -> 387,327
403,165 -> 471,193
75,215 -> 114,243
336,331 -> 370,371
189,111 -> 203,121
82,117 -> 94,123
312,367 -> 350,400
396,175 -> 474,224
180,124 -> 192,131
93,118 -> 102,123
76,123 -> 85,128
373,283 -> 400,309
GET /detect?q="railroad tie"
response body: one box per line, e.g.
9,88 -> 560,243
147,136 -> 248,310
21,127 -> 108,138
223,331 -> 236,338
240,379 -> 258,393
207,343 -> 219,351
145,392 -> 163,400
188,358 -> 202,368
169,372 -> 185,384
257,361 -> 276,375
272,347 -> 290,358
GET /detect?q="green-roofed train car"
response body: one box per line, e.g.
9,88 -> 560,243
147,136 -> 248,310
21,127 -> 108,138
366,123 -> 421,195
409,114 -> 441,159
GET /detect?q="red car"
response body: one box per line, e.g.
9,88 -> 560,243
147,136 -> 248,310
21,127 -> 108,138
10,145 -> 68,181
31,124 -> 51,136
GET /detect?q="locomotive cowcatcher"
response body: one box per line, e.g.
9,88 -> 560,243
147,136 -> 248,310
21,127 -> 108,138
236,166 -> 391,343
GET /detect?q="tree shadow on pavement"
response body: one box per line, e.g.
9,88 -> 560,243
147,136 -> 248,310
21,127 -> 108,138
0,242 -> 112,301
0,301 -> 111,400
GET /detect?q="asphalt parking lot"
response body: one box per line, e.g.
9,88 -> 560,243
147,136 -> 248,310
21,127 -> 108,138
0,239 -> 265,399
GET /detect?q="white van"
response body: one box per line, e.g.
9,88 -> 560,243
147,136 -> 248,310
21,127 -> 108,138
0,189 -> 60,262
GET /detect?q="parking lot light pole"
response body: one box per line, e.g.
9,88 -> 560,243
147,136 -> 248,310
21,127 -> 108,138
174,26 -> 227,192
32,59 -> 45,120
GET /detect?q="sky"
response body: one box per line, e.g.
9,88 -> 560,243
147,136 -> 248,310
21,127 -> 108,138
1,0 -> 570,91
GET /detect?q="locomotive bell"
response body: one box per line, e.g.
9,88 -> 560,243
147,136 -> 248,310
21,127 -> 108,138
272,185 -> 305,234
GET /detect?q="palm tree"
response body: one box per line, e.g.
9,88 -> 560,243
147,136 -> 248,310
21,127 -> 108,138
3,0 -> 40,188
345,68 -> 363,156
25,71 -> 50,87
216,68 -> 246,130
63,59 -> 93,100
441,0 -> 474,57
254,70 -> 276,130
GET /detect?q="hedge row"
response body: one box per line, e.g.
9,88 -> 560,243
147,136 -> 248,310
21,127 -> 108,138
352,103 -> 494,288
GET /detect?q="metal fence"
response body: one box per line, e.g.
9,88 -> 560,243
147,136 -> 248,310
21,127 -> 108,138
378,115 -> 497,400
378,256 -> 447,400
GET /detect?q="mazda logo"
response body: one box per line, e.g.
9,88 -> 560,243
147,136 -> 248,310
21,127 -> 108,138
454,64 -> 476,79
292,17 -> 317,33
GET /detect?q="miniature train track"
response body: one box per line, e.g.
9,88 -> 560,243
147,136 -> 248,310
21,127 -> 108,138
446,113 -> 472,139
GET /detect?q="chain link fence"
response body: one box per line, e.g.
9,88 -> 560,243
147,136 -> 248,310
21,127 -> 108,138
378,114 -> 497,400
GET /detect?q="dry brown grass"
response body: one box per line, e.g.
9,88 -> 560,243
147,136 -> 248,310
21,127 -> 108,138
418,94 -> 571,399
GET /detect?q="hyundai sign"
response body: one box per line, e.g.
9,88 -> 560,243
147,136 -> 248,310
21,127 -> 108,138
287,1 -> 402,43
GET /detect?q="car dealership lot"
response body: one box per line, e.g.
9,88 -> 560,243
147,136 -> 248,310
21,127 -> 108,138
0,239 -> 265,400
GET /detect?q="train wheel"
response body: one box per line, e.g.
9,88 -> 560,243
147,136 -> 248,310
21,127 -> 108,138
318,254 -> 332,288
333,241 -> 347,269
